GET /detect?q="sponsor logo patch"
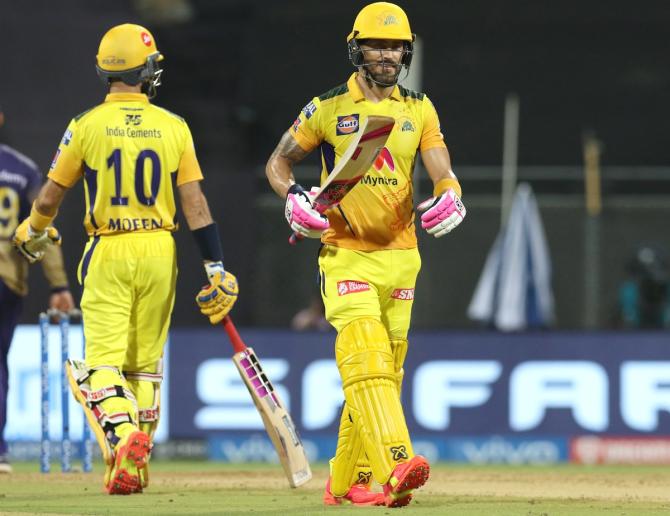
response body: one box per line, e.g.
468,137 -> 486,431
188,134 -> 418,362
454,195 -> 465,212
301,101 -> 317,119
337,280 -> 370,296
125,114 -> 142,126
61,129 -> 73,146
357,471 -> 372,484
336,114 -> 359,135
49,149 -> 61,170
141,32 -> 152,46
101,56 -> 126,66
391,288 -> 415,300
373,147 -> 395,172
292,117 -> 301,132
390,445 -> 408,460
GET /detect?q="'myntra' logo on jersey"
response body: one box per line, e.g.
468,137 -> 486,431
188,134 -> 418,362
336,114 -> 360,135
373,147 -> 395,172
125,114 -> 142,126
337,280 -> 370,296
141,32 -> 152,46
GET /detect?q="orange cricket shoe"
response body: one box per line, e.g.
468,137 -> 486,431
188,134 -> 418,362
382,455 -> 430,508
323,477 -> 386,506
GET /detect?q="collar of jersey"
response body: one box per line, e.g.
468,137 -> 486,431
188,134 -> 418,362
348,73 -> 401,102
104,93 -> 150,103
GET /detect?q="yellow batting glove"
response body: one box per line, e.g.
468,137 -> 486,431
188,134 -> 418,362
12,218 -> 62,264
196,262 -> 239,324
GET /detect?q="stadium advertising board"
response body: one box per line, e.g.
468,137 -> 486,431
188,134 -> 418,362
7,328 -> 669,463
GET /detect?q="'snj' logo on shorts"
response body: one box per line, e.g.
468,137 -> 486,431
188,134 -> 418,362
391,288 -> 415,300
337,280 -> 370,296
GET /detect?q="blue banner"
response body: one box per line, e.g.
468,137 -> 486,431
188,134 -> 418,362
7,327 -> 670,464
168,329 -> 670,438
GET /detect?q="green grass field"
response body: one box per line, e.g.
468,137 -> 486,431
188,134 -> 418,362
1,461 -> 670,515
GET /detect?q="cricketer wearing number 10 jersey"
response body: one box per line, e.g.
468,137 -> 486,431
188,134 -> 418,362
13,23 -> 238,494
49,95 -> 202,238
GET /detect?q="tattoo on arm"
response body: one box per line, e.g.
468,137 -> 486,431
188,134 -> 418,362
271,131 -> 310,165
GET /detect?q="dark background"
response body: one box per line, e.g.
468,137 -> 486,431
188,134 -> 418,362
1,0 -> 668,328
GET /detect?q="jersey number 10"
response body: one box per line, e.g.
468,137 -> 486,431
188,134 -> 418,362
107,148 -> 161,207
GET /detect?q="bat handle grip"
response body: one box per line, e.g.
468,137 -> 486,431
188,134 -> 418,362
288,232 -> 304,246
222,316 -> 247,354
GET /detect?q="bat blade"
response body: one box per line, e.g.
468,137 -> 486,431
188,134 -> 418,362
312,115 -> 395,212
222,317 -> 312,488
288,115 -> 395,245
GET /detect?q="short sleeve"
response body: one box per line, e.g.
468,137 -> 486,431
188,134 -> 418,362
176,123 -> 204,185
47,119 -> 84,188
288,98 -> 323,152
419,96 -> 447,152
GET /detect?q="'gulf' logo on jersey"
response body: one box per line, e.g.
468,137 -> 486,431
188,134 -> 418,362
336,114 -> 359,135
141,32 -> 152,46
337,280 -> 370,296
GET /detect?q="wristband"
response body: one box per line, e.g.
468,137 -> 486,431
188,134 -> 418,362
192,223 -> 224,262
29,203 -> 56,232
433,177 -> 462,198
287,183 -> 305,197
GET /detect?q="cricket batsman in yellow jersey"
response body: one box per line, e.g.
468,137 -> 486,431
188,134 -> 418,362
12,24 -> 238,494
267,2 -> 466,508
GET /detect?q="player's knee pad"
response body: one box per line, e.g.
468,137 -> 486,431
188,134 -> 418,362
334,319 -> 413,484
66,360 -> 139,468
335,318 -> 395,388
389,338 -> 408,393
124,365 -> 162,441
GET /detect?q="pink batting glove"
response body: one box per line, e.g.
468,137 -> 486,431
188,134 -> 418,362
285,184 -> 329,238
417,188 -> 466,238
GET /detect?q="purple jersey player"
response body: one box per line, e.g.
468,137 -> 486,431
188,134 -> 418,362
0,104 -> 74,473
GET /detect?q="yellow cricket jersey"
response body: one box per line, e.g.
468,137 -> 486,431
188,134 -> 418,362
48,92 -> 203,236
290,73 -> 446,251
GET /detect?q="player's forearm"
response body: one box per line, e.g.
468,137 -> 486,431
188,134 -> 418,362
34,179 -> 68,218
266,130 -> 311,198
421,147 -> 461,196
178,181 -> 214,230
266,156 -> 296,198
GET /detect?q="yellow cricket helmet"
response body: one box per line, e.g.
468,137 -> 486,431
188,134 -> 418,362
96,24 -> 164,96
346,3 -> 415,85
346,2 -> 414,43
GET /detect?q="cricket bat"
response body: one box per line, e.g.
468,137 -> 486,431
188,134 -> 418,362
289,115 -> 395,244
221,316 -> 312,488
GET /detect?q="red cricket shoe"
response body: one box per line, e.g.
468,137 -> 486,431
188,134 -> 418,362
106,431 -> 152,495
323,477 -> 386,506
383,455 -> 430,508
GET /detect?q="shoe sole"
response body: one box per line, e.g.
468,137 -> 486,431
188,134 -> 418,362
323,482 -> 386,506
386,456 -> 430,508
107,431 -> 152,495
